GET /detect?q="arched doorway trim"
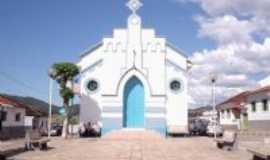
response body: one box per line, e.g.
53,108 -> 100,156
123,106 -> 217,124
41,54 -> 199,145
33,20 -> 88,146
123,76 -> 145,128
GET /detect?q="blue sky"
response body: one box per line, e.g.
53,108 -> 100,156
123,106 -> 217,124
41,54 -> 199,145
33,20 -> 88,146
1,0 -> 269,107
0,0 -> 213,105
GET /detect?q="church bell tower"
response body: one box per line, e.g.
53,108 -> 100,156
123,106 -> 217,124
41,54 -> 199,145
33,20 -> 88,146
126,0 -> 143,70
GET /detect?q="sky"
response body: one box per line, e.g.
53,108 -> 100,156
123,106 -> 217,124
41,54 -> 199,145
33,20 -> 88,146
0,0 -> 269,107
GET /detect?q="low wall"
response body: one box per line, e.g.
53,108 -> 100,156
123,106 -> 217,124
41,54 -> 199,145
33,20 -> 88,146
221,124 -> 238,131
0,126 -> 25,140
248,120 -> 270,131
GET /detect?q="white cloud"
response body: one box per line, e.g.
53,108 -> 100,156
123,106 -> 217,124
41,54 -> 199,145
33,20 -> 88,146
196,15 -> 256,45
175,0 -> 270,37
173,0 -> 270,107
188,39 -> 270,107
187,0 -> 270,19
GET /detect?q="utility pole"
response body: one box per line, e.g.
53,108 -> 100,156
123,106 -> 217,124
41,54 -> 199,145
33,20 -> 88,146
48,67 -> 56,139
210,73 -> 218,140
48,78 -> 53,138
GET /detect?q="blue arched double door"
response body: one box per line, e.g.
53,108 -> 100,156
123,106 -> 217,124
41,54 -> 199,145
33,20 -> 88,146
123,76 -> 145,128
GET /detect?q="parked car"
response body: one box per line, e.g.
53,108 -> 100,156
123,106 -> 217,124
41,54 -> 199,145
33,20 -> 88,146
189,119 -> 209,136
206,121 -> 223,137
50,124 -> 63,136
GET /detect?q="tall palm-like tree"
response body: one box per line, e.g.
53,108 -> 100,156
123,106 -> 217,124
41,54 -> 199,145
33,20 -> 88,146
49,62 -> 79,138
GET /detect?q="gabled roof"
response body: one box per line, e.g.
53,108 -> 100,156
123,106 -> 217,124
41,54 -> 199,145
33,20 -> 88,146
0,96 -> 25,109
166,42 -> 188,58
217,91 -> 250,110
80,42 -> 103,59
216,85 -> 270,111
250,85 -> 270,95
0,94 -> 59,117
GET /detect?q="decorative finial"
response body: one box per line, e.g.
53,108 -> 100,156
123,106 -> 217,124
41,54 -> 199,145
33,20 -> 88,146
127,0 -> 143,15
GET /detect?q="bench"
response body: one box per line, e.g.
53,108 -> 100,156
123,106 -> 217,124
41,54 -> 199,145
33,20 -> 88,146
28,138 -> 50,150
247,138 -> 270,160
247,147 -> 270,160
25,129 -> 50,151
215,131 -> 237,150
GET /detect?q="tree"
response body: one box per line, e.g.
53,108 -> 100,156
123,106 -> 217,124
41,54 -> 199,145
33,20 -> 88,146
49,62 -> 79,138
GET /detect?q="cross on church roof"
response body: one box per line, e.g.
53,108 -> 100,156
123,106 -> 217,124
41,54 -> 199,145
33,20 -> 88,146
127,0 -> 143,14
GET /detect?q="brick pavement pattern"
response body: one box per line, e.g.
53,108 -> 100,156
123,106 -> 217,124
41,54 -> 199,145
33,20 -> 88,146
10,130 -> 251,160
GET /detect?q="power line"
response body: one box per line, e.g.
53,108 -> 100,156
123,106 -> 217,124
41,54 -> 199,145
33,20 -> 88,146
0,70 -> 47,96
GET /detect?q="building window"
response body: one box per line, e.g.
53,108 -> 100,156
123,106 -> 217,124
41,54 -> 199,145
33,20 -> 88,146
262,99 -> 268,111
1,111 -> 7,121
221,110 -> 224,119
251,101 -> 256,112
86,79 -> 99,92
227,109 -> 231,119
40,121 -> 44,128
15,113 -> 21,122
170,80 -> 182,92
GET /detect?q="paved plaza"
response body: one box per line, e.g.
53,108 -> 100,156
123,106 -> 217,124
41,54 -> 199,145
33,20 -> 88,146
9,130 -> 252,160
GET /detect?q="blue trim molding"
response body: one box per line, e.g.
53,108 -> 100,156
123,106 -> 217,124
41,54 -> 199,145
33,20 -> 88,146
145,117 -> 166,135
102,117 -> 123,135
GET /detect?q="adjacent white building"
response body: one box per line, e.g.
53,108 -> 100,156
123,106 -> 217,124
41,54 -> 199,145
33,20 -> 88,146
217,92 -> 249,130
217,86 -> 270,131
245,86 -> 270,130
0,105 -> 25,129
77,0 -> 190,135
0,96 -> 26,140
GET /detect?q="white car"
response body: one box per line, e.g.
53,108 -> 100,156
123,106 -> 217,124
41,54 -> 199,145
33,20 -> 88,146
207,122 -> 223,137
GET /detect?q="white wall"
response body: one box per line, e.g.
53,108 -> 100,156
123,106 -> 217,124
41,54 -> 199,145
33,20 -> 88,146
219,109 -> 238,125
165,54 -> 188,132
2,107 -> 25,127
247,100 -> 270,121
77,13 -> 188,134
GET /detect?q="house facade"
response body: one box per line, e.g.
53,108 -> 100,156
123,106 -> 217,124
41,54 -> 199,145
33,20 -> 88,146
217,92 -> 249,130
0,96 -> 26,140
77,0 -> 190,135
0,94 -> 52,140
245,86 -> 270,130
217,85 -> 270,131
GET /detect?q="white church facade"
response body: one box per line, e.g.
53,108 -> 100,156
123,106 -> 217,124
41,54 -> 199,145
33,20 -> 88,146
77,0 -> 190,135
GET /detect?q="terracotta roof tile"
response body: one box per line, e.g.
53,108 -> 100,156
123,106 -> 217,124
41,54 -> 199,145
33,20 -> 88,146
250,85 -> 270,95
0,96 -> 25,109
217,91 -> 250,110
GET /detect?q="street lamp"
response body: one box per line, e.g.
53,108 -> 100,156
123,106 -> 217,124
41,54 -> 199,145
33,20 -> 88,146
48,67 -> 57,138
210,72 -> 218,139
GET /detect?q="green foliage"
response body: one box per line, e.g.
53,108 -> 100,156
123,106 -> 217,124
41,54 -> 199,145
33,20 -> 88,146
69,116 -> 79,125
60,87 -> 74,102
51,114 -> 64,124
49,62 -> 79,100
49,62 -> 79,138
50,62 -> 79,88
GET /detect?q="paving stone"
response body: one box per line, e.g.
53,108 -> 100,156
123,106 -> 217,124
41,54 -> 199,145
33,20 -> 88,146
8,130 -> 252,160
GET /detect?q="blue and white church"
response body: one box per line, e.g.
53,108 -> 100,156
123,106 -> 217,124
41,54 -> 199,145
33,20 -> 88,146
77,0 -> 191,135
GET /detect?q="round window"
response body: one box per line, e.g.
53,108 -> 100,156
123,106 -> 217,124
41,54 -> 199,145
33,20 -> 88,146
170,80 -> 181,92
86,80 -> 99,92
